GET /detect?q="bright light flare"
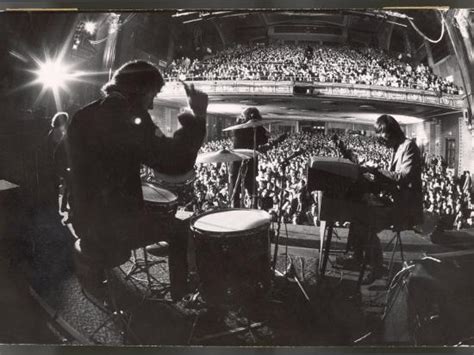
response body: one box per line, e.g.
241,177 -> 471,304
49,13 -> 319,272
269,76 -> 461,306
28,54 -> 94,111
84,21 -> 97,35
35,59 -> 71,90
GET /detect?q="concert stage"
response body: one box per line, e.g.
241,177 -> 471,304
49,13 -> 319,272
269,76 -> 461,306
2,207 -> 471,346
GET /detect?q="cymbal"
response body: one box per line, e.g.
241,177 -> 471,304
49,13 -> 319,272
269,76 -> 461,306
233,149 -> 261,158
223,119 -> 280,131
196,149 -> 251,164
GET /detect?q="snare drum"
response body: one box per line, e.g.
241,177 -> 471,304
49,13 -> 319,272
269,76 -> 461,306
150,170 -> 196,206
190,208 -> 271,305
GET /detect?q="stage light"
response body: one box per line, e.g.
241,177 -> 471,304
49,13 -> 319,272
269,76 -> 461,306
133,117 -> 142,125
84,21 -> 97,35
36,59 -> 70,90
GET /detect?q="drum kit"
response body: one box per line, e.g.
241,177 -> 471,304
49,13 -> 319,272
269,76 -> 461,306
139,118 -> 287,308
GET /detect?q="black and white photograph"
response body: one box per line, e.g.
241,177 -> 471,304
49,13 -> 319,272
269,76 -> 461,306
0,6 -> 473,348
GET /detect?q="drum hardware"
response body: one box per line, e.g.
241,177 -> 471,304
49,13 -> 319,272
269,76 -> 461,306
271,163 -> 290,272
230,159 -> 249,208
121,183 -> 179,302
73,240 -> 141,344
122,249 -> 170,299
196,149 -> 253,207
284,262 -> 310,302
223,120 -> 278,209
190,318 -> 266,344
267,161 -> 312,303
222,119 -> 280,132
233,148 -> 262,158
87,269 -> 143,344
196,148 -> 251,164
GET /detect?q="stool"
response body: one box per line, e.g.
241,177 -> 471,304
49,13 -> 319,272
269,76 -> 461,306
73,239 -> 140,344
121,209 -> 194,302
356,228 -> 406,288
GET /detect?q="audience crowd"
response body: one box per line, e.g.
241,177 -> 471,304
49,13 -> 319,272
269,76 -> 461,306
184,131 -> 473,231
165,43 -> 461,95
422,155 -> 474,230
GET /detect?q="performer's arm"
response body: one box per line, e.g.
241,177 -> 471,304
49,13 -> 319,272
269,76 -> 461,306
140,111 -> 205,174
372,142 -> 420,189
103,86 -> 207,175
257,131 -> 288,153
143,85 -> 208,174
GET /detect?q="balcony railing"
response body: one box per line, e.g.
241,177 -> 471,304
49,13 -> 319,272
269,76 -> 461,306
160,80 -> 465,110
161,80 -> 294,96
310,82 -> 465,110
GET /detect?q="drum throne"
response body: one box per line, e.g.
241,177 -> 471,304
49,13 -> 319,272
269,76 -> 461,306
73,239 -> 141,344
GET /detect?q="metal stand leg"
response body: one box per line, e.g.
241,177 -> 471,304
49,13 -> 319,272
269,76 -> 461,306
271,170 -> 288,271
388,231 -> 403,282
320,223 -> 333,278
87,269 -> 141,344
357,224 -> 374,289
122,248 -> 170,301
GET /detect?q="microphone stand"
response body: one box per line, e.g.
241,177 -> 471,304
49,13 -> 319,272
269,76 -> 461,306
252,127 -> 257,209
271,162 -> 288,271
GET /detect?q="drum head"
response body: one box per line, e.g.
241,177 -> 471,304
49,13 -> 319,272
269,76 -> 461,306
193,209 -> 271,234
142,184 -> 177,204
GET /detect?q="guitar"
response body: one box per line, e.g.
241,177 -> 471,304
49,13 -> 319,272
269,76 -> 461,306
330,134 -> 359,164
257,132 -> 289,154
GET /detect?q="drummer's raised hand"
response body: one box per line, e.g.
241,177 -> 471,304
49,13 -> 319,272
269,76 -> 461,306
183,82 -> 208,118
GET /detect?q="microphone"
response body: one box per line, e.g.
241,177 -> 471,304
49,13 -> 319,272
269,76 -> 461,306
282,149 -> 305,165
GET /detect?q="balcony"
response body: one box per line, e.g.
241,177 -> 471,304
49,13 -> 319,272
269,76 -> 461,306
161,80 -> 465,110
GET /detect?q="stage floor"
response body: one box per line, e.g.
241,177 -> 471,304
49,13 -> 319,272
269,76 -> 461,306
0,208 -> 470,346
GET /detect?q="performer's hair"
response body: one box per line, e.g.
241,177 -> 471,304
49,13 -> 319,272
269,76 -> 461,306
51,112 -> 69,128
101,60 -> 165,97
375,114 -> 405,140
237,107 -> 262,123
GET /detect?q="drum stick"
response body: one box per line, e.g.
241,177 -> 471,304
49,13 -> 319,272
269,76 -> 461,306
192,321 -> 266,343
293,276 -> 310,302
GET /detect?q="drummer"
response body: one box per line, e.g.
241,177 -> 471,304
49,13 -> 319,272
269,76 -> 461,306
66,60 -> 207,300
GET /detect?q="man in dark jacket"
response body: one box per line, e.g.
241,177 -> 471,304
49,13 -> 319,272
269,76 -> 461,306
67,60 -> 207,299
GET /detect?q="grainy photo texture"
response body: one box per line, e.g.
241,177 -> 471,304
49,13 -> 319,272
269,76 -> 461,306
0,9 -> 473,347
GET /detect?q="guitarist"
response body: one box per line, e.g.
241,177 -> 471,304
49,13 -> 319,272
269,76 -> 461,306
229,107 -> 288,208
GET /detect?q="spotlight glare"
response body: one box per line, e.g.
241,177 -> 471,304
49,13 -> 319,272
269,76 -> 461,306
36,59 -> 70,90
84,21 -> 97,35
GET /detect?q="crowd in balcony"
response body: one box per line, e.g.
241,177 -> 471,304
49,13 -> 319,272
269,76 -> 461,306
188,131 -> 473,230
165,43 -> 461,95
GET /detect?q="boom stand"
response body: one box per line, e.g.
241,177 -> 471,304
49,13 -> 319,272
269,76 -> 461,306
271,163 -> 288,271
252,127 -> 258,209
